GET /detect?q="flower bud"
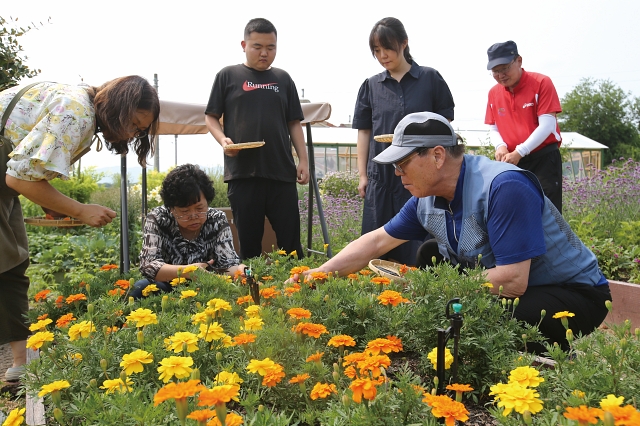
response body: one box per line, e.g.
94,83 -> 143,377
635,328 -> 640,340
161,295 -> 169,311
620,338 -> 628,350
85,284 -> 91,293
100,358 -> 108,371
522,410 -> 532,425
324,294 -> 330,302
137,330 -> 145,346
258,405 -> 264,412
566,329 -> 573,342
120,370 -> 128,383
216,352 -> 223,362
89,379 -> 98,389
195,302 -> 202,310
605,300 -> 613,312
53,407 -> 65,424
332,371 -> 340,383
603,410 -> 615,426
128,296 -> 134,305
501,298 -> 507,308
191,368 -> 200,380
540,309 -> 546,320
333,363 -> 340,373
87,303 -> 94,316
342,394 -> 351,407
513,298 -> 520,308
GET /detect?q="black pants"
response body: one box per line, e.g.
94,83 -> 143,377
416,240 -> 611,354
518,143 -> 563,214
227,177 -> 303,260
0,258 -> 30,345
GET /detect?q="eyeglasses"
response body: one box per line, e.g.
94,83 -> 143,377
172,210 -> 208,221
392,149 -> 425,175
129,124 -> 149,140
490,59 -> 516,77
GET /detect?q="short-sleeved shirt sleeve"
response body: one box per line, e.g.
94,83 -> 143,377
384,197 -> 430,241
2,83 -> 95,181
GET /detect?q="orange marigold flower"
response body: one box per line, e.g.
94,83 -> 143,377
347,273 -> 358,280
310,382 -> 337,400
357,354 -> 391,378
306,352 -> 324,363
398,264 -> 409,275
153,380 -> 205,406
287,307 -> 312,320
308,271 -> 328,281
100,264 -> 118,271
350,378 -> 378,403
259,286 -> 279,299
106,326 -> 119,334
284,286 -> 301,296
293,322 -> 328,338
261,276 -> 273,281
370,277 -> 391,285
107,288 -> 125,296
34,289 -> 51,302
187,409 -> 216,422
206,412 -> 244,426
327,334 -> 356,348
359,269 -> 372,276
114,279 -> 130,289
343,352 -> 367,367
366,338 -> 401,355
55,295 -> 64,307
344,365 -> 357,379
599,405 -> 640,424
55,313 -> 76,328
66,293 -> 87,304
197,384 -> 240,407
236,295 -> 253,305
288,374 -> 310,384
37,313 -> 49,320
262,365 -> 286,387
377,290 -> 409,307
290,266 -> 310,276
563,405 -> 603,425
446,383 -> 474,393
233,333 -> 257,345
429,395 -> 470,426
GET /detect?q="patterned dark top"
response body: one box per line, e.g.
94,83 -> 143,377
139,206 -> 240,280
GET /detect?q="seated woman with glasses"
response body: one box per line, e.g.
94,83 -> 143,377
131,163 -> 245,299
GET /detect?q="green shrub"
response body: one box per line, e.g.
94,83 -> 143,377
319,170 -> 359,199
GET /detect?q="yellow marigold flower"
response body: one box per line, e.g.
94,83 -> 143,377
65,293 -> 87,304
293,322 -> 328,338
3,407 -> 25,426
181,265 -> 199,274
214,371 -> 244,386
260,286 -> 279,299
598,405 -> 640,424
55,313 -> 76,328
236,295 -> 253,305
154,380 -> 205,406
186,408 -> 216,423
289,374 -> 310,384
197,384 -> 240,406
262,365 -> 286,387
68,321 -> 96,341
142,284 -> 160,297
165,331 -> 199,353
71,353 -> 82,362
481,282 -> 494,288
600,394 -> 625,409
34,289 -> 51,302
366,338 -> 401,355
552,311 -> 576,319
306,352 -> 324,362
287,307 -> 312,320
350,378 -> 378,403
29,318 -> 53,332
327,334 -> 356,348
207,298 -> 232,312
199,322 -> 226,342
277,250 -> 287,255
206,412 -> 244,426
126,308 -> 158,328
170,277 -> 187,287
357,354 -> 391,378
310,382 -> 337,400
572,389 -> 586,399
489,382 -> 544,416
120,349 -> 153,375
428,394 -> 470,426
220,334 -> 235,348
181,290 -> 198,299
370,277 -> 391,285
242,317 -> 264,331
508,366 -> 544,388
157,356 -> 194,383
563,405 -> 603,424
38,380 -> 71,397
233,333 -> 257,345
114,279 -> 130,289
245,305 -> 262,318
191,311 -> 209,324
100,377 -> 133,394
427,347 -> 453,370
377,290 -> 410,307
246,358 -> 276,376
100,264 -> 118,271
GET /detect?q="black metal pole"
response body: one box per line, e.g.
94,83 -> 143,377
120,153 -> 130,273
141,165 -> 147,225
305,123 -> 332,257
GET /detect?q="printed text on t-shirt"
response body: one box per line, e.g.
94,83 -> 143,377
243,81 -> 279,93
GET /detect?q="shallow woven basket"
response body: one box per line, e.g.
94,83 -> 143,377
368,259 -> 407,283
24,217 -> 84,227
373,134 -> 393,143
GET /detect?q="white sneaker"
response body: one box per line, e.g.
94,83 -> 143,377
4,366 -> 25,382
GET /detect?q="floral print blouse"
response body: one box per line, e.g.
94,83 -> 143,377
139,206 -> 241,281
1,82 -> 95,181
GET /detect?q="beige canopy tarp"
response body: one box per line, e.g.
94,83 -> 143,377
156,100 -> 332,135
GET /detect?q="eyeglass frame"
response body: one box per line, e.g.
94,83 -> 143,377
490,59 -> 517,77
171,209 -> 209,221
131,125 -> 149,140
392,147 -> 429,175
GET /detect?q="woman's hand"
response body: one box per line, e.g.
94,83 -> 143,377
77,204 -> 117,227
358,174 -> 368,198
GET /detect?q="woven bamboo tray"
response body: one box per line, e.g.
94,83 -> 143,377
373,134 -> 393,143
24,217 -> 84,227
368,259 -> 407,283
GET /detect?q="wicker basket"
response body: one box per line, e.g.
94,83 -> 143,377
368,259 -> 407,283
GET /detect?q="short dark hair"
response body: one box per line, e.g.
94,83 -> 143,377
87,75 -> 160,167
244,18 -> 277,39
160,164 -> 215,209
369,17 -> 412,64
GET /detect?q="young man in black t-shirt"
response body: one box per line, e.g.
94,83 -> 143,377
205,18 -> 309,260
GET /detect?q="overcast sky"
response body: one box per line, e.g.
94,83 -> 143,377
5,0 -> 640,172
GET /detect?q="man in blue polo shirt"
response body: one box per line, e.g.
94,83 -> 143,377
299,111 -> 610,354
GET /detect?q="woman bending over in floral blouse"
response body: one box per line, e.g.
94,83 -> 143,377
131,164 -> 245,299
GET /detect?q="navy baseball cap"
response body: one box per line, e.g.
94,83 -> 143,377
487,40 -> 518,70
373,112 -> 457,165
